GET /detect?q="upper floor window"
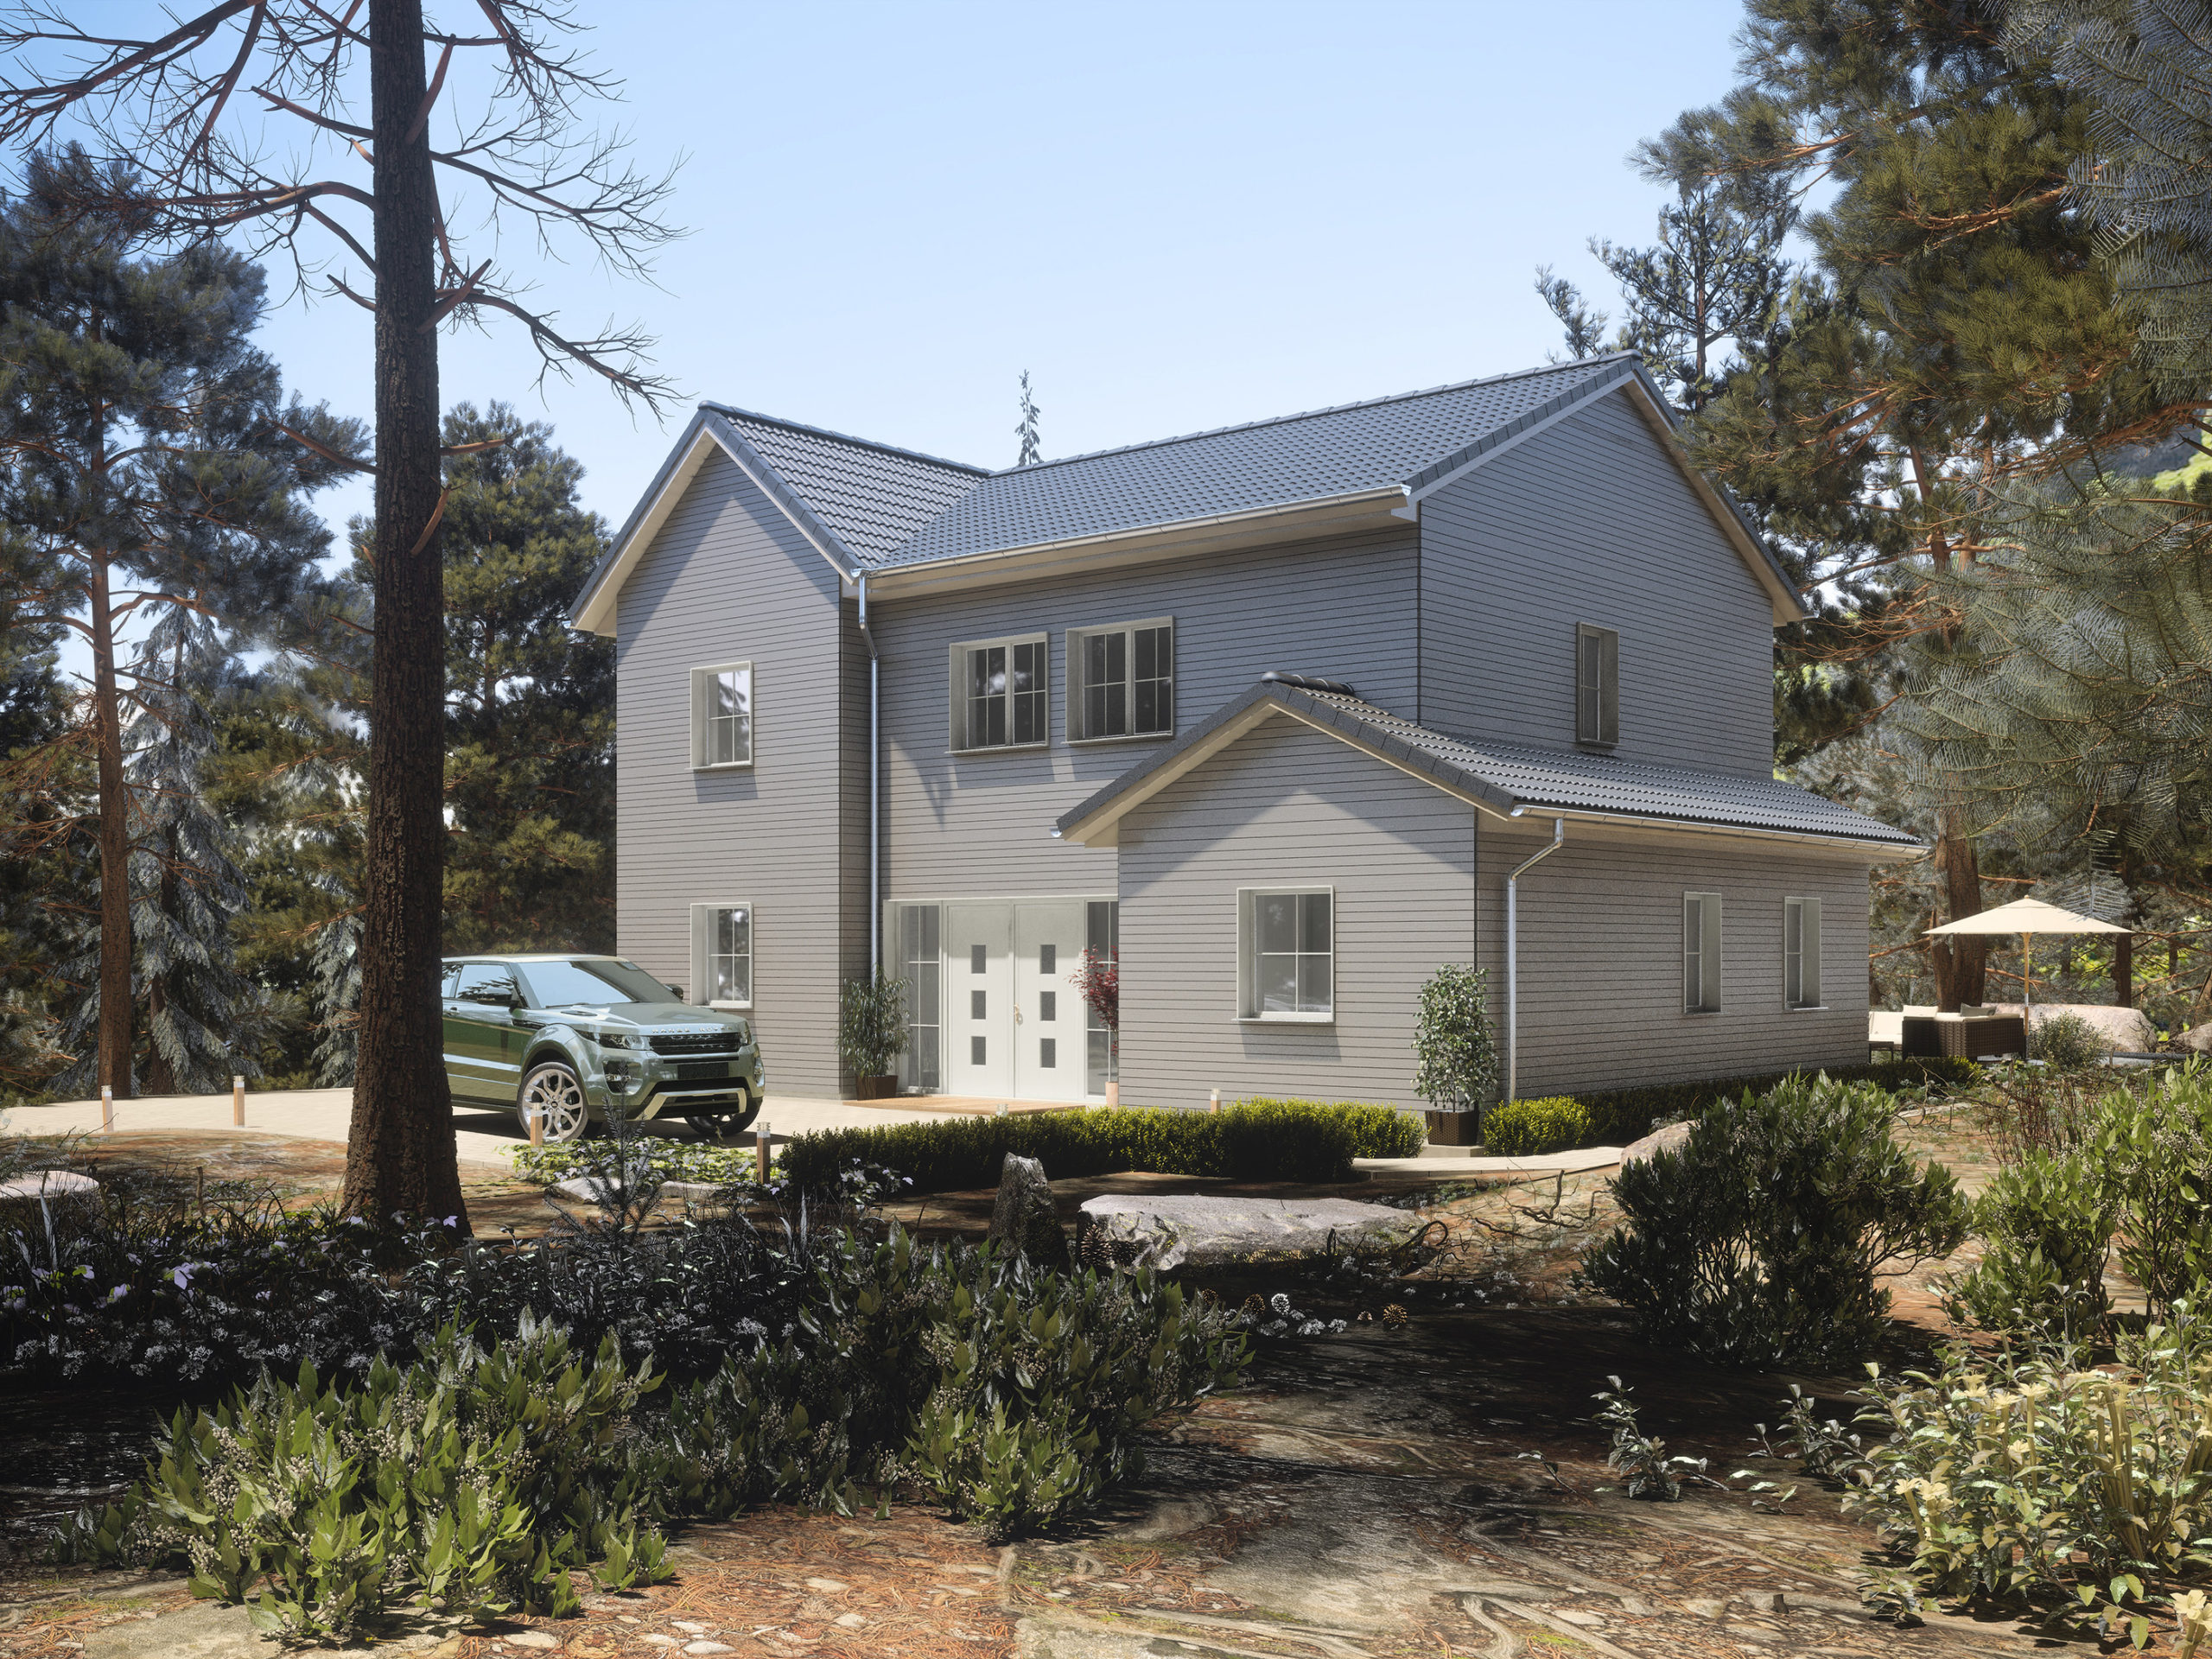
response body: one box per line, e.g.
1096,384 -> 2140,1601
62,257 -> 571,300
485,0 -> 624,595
1683,891 -> 1722,1013
1070,618 -> 1173,741
690,661 -> 753,768
949,632 -> 1048,751
1783,896 -> 1822,1008
1575,623 -> 1618,747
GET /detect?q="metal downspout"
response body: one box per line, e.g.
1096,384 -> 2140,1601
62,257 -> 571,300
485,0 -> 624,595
1505,814 -> 1565,1104
857,574 -> 880,975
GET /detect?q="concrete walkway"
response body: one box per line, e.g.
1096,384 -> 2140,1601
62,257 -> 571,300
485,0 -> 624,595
1352,1145 -> 1624,1177
10,1086 -> 1020,1170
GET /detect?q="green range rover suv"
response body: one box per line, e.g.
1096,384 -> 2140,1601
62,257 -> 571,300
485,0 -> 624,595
442,954 -> 765,1142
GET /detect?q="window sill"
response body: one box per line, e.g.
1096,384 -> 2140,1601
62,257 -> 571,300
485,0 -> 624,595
1787,1003 -> 1828,1013
706,1001 -> 753,1013
1237,1013 -> 1336,1026
1684,1007 -> 1721,1016
693,762 -> 753,772
948,741 -> 1051,757
1068,731 -> 1173,747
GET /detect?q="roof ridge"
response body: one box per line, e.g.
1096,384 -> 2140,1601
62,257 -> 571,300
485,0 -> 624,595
701,403 -> 991,477
988,353 -> 1640,477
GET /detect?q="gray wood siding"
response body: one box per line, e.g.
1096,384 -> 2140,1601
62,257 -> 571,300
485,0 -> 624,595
1418,386 -> 1777,775
1114,716 -> 1478,1110
613,448 -> 851,1098
873,526 -> 1420,902
1477,815 -> 1872,1103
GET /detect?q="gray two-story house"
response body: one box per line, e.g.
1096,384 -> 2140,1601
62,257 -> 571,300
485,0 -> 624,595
571,353 -> 1916,1110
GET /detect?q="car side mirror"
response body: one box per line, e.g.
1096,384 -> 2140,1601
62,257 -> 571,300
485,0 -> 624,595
666,983 -> 687,1002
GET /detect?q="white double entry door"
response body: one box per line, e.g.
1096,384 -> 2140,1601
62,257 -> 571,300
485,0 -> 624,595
941,898 -> 1091,1103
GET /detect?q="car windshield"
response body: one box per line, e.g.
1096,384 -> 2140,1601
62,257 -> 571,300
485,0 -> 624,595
513,959 -> 671,1008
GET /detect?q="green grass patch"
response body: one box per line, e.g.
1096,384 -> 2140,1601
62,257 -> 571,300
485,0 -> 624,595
779,1097 -> 1423,1193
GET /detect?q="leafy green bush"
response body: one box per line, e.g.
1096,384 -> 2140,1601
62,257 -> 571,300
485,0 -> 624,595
1570,1057 -> 1979,1145
1483,1096 -> 1592,1156
779,1098 -> 1421,1193
1853,1311 -> 2212,1641
1412,963 -> 1500,1113
512,1137 -> 760,1188
1940,1149 -> 2116,1338
2088,1068 -> 2212,1319
1578,1076 -> 1970,1368
2031,1008 -> 2108,1070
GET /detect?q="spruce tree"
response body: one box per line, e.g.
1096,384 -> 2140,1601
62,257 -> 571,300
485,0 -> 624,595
1015,372 -> 1042,467
0,148 -> 359,1094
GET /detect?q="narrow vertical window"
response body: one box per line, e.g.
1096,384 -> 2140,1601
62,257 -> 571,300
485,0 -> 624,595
1085,899 -> 1119,1095
899,904 -> 941,1090
1784,896 -> 1822,1008
690,662 -> 754,768
689,904 -> 754,1009
1575,624 -> 1618,747
1683,892 -> 1722,1013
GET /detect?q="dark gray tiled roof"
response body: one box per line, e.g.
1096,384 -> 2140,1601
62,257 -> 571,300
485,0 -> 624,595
704,404 -> 988,562
874,355 -> 1638,569
1059,682 -> 1918,849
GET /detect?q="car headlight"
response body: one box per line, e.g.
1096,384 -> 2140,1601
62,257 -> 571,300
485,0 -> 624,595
595,1031 -> 635,1050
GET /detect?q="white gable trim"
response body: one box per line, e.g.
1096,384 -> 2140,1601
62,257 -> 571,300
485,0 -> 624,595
571,411 -> 859,638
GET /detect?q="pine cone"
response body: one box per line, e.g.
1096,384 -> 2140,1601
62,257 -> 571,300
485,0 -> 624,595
1382,1304 -> 1409,1328
1242,1294 -> 1267,1317
1355,1308 -> 1375,1324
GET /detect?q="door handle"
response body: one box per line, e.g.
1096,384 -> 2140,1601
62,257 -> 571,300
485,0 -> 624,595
1014,1005 -> 1024,1025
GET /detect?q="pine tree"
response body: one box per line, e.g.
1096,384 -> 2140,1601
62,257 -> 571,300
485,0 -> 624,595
1014,372 -> 1042,467
436,403 -> 614,953
0,148 -> 359,1094
1533,266 -> 1613,361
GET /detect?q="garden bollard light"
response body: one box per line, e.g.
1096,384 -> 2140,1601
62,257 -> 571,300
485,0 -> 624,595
196,1165 -> 206,1219
529,1105 -> 543,1148
997,1103 -> 1007,1117
100,1086 -> 112,1132
755,1123 -> 772,1183
232,1075 -> 245,1127
1210,1088 -> 1220,1114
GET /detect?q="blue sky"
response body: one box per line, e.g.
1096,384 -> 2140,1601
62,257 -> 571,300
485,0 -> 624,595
238,0 -> 1752,551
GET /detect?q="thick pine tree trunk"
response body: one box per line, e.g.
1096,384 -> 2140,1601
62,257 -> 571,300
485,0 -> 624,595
86,556 -> 134,1098
2114,931 -> 2133,1009
1929,805 -> 1987,1010
341,0 -> 467,1228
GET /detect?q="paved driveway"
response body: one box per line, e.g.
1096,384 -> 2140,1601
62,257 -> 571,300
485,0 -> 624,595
14,1087 -> 987,1170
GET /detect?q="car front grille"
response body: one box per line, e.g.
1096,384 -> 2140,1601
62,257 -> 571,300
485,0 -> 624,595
650,1033 -> 738,1057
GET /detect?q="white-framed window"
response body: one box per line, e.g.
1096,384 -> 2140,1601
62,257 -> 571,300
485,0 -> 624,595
1783,896 -> 1822,1009
689,903 -> 753,1009
1068,617 -> 1173,741
949,632 -> 1048,751
1237,887 -> 1333,1020
1575,623 -> 1618,747
689,662 -> 754,769
1683,892 -> 1722,1013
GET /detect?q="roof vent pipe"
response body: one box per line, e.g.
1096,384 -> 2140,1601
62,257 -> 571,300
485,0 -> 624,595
1504,817 -> 1565,1106
857,574 -> 880,976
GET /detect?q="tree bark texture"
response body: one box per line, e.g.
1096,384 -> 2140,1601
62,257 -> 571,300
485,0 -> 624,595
86,556 -> 134,1097
2114,931 -> 2133,1009
1929,804 -> 1987,1011
341,0 -> 467,1227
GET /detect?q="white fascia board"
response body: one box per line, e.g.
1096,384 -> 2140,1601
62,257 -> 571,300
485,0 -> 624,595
863,486 -> 1408,601
1511,803 -> 1921,856
570,412 -> 858,638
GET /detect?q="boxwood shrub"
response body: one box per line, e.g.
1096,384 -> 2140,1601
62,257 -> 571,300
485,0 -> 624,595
1570,1057 -> 1979,1147
1483,1096 -> 1592,1156
779,1098 -> 1423,1193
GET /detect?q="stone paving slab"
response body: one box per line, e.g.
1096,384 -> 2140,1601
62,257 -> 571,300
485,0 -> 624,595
1079,1192 -> 1426,1268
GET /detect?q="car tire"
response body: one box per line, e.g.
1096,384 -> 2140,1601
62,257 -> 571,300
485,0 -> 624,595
518,1061 -> 592,1144
683,1098 -> 760,1144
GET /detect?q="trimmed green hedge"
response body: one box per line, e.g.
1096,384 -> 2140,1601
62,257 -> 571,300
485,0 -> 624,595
779,1097 -> 1423,1194
1484,1096 -> 1592,1156
1569,1056 -> 1980,1147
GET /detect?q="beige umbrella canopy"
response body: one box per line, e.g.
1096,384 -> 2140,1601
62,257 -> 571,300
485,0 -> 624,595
1924,897 -> 2131,1011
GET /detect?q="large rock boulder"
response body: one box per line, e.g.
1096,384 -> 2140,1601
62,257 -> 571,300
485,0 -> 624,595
989,1153 -> 1069,1268
1620,1121 -> 1691,1166
2177,1024 -> 2212,1056
1077,1193 -> 1424,1270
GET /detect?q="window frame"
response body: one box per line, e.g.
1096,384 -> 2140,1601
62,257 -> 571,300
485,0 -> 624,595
688,902 -> 756,1012
1236,885 -> 1336,1023
947,631 -> 1051,753
689,660 -> 756,771
1783,895 -> 1824,1010
1683,891 -> 1723,1014
1066,616 -> 1175,745
1575,623 -> 1619,748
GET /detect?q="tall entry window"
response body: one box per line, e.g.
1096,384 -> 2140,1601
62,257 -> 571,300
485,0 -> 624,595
950,633 -> 1047,750
1069,619 -> 1173,741
1085,899 -> 1119,1095
898,904 -> 943,1090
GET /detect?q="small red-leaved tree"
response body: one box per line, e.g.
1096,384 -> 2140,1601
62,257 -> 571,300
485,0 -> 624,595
1071,947 -> 1117,1032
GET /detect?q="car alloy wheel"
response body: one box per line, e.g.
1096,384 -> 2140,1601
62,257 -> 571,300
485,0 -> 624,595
518,1062 -> 591,1143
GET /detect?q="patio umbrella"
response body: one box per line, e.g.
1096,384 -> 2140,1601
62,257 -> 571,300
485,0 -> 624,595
1923,896 -> 2130,1013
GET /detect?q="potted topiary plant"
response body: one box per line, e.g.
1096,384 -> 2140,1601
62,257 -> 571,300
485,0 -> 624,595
1413,963 -> 1502,1146
839,970 -> 908,1099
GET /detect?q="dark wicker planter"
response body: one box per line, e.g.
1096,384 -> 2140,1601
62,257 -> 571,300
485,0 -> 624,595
852,1073 -> 901,1100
